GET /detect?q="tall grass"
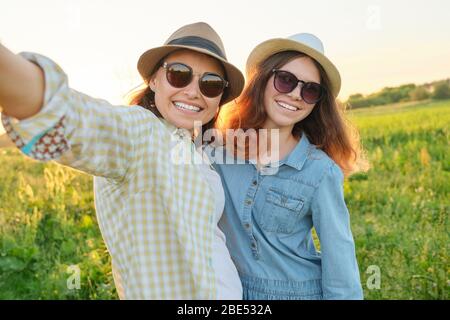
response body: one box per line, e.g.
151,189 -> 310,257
346,99 -> 449,299
0,156 -> 116,299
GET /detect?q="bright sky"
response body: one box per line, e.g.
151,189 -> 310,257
1,0 -> 449,134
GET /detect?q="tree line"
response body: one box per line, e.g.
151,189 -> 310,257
346,79 -> 450,109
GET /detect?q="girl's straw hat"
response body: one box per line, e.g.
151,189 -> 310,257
246,33 -> 341,97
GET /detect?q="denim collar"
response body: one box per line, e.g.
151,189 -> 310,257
281,132 -> 312,171
249,132 -> 312,173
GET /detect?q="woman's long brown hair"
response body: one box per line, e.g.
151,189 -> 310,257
216,51 -> 368,176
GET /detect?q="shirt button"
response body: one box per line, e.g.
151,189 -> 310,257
252,180 -> 257,186
251,242 -> 257,249
244,223 -> 250,229
246,199 -> 252,205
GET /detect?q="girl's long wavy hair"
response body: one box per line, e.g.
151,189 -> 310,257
126,52 -> 229,136
216,51 -> 369,176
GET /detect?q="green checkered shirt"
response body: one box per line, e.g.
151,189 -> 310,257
1,52 -> 217,299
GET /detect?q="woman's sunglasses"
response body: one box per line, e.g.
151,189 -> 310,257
162,62 -> 228,98
272,69 -> 326,104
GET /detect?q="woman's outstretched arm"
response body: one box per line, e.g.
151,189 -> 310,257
0,48 -> 158,180
0,43 -> 45,120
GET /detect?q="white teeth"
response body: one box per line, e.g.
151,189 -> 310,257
277,102 -> 298,111
174,102 -> 201,112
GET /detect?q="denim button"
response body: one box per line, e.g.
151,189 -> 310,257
244,223 -> 251,229
246,199 -> 252,205
252,180 -> 257,186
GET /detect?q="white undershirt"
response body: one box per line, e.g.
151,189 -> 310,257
197,146 -> 243,300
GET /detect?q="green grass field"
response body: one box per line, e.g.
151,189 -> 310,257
0,99 -> 448,299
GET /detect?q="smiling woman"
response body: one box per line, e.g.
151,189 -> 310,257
213,33 -> 368,300
127,49 -> 229,134
0,22 -> 244,299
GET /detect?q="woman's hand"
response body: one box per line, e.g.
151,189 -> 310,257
0,44 -> 45,120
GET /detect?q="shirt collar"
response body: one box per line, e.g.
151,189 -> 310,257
282,132 -> 312,171
159,118 -> 192,140
249,132 -> 312,173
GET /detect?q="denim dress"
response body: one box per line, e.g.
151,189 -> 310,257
207,133 -> 364,300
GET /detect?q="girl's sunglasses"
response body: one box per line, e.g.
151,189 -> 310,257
162,62 -> 228,98
272,69 -> 326,104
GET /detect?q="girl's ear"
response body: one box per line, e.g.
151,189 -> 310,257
149,74 -> 157,92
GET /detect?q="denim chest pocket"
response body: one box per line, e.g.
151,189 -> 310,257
258,188 -> 306,234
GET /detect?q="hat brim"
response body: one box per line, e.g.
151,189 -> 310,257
246,38 -> 341,97
137,45 -> 244,105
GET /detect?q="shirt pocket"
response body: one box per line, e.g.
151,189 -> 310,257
257,187 -> 306,234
